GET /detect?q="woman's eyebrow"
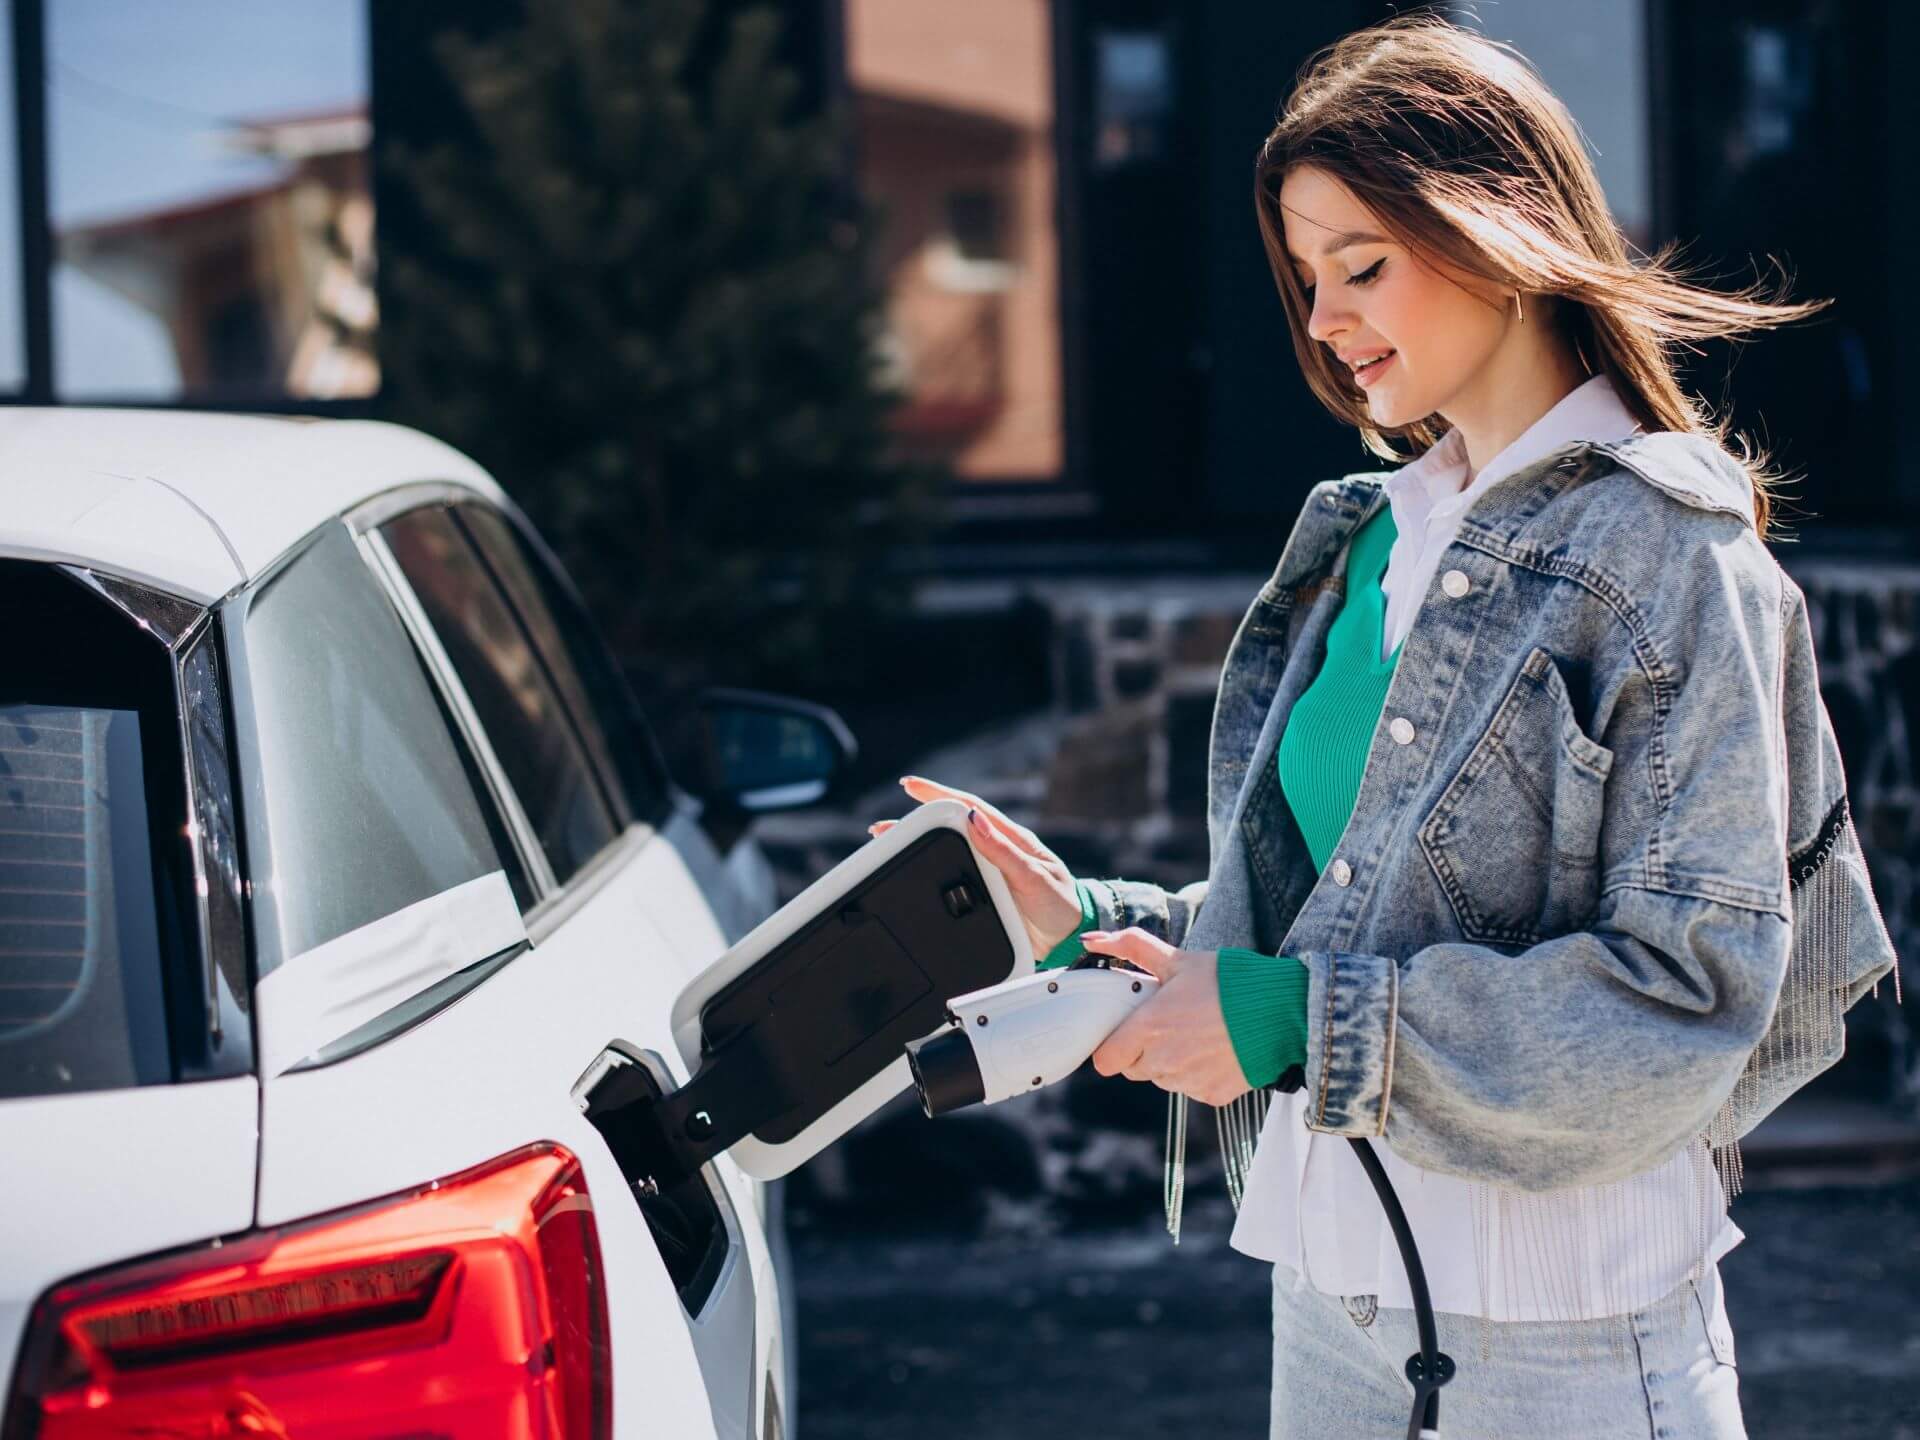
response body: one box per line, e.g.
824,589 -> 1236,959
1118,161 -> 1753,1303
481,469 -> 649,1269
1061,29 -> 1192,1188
1286,229 -> 1390,265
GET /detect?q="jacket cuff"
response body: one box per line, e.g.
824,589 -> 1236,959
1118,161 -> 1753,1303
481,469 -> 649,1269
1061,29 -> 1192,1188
1215,949 -> 1310,1088
1298,950 -> 1399,1136
1037,879 -> 1101,970
1083,875 -> 1129,934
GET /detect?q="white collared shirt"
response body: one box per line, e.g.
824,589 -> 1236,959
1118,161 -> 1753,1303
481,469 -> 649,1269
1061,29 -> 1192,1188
1227,373 -> 1744,1319
1376,372 -> 1644,662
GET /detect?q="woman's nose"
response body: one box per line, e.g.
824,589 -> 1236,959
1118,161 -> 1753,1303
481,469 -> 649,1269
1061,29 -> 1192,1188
1306,291 -> 1351,345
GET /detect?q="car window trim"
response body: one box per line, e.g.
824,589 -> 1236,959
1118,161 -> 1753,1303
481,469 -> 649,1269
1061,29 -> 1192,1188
353,483 -> 675,827
346,480 -> 482,535
58,565 -> 254,1080
352,525 -> 562,901
448,505 -> 632,830
346,488 -> 660,921
523,823 -> 652,946
450,498 -> 675,829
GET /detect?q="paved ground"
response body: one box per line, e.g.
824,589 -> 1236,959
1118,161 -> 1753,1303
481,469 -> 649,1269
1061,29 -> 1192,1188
791,1176 -> 1920,1439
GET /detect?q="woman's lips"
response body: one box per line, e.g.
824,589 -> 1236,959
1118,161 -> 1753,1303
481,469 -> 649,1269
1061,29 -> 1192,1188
1353,350 -> 1396,388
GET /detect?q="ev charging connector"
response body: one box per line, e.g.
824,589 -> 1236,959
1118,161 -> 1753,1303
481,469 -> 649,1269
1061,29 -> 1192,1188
908,959 -> 1157,1116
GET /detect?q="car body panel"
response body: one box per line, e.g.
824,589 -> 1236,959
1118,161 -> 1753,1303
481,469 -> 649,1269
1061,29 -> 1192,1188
0,1077 -> 259,1404
254,827 -> 778,1439
0,409 -> 503,601
0,467 -> 243,602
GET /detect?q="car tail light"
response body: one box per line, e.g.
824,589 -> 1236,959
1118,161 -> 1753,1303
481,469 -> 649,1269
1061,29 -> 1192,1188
3,1143 -> 610,1440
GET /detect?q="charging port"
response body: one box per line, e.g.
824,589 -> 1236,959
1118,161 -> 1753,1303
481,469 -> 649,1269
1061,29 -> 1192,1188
575,1042 -> 734,1315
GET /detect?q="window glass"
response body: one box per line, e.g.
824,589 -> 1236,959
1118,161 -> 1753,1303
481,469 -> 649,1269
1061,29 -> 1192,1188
234,524 -> 511,971
842,0 -> 1064,481
454,504 -> 669,826
382,507 -> 620,886
1093,31 -> 1174,170
1464,7 -> 1650,248
1652,3 -> 1889,524
0,14 -> 23,391
0,562 -> 188,1099
48,0 -> 375,401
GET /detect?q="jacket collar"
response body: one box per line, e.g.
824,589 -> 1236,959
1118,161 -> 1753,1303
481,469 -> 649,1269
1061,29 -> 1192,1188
1270,429 -> 1756,595
1384,372 -> 1643,529
1586,429 -> 1757,527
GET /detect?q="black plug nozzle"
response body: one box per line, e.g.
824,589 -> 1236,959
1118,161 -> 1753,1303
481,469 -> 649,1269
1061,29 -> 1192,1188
908,1028 -> 986,1117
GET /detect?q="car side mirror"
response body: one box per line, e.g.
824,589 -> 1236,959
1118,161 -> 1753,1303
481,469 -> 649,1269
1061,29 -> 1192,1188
680,687 -> 858,814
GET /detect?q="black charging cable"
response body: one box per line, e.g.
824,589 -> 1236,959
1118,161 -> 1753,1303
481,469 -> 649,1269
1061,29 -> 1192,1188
1277,1066 -> 1453,1439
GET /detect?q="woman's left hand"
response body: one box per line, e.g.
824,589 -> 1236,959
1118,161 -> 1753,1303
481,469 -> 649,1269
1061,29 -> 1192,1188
1086,928 -> 1252,1108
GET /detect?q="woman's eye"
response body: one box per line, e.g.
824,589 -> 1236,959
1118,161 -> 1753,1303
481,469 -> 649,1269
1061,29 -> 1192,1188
1298,257 -> 1385,296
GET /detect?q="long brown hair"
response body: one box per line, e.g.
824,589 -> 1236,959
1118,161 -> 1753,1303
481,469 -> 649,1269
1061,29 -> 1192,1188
1253,11 -> 1831,539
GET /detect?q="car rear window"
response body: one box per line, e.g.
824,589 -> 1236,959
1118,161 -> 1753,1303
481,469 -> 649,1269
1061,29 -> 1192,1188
0,563 -> 192,1100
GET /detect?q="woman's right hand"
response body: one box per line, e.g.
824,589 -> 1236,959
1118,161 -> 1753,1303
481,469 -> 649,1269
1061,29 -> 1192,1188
869,775 -> 1088,963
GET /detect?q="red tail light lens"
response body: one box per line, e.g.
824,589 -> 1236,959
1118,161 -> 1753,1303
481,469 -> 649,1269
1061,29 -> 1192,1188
5,1143 -> 610,1439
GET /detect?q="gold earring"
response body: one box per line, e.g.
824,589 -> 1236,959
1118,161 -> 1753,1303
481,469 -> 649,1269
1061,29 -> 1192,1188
1513,291 -> 1525,325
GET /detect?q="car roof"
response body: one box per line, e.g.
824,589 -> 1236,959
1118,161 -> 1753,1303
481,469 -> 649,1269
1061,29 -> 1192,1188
0,407 -> 508,604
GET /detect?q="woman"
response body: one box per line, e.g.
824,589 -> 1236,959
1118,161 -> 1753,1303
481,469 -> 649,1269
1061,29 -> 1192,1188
870,14 -> 1898,1438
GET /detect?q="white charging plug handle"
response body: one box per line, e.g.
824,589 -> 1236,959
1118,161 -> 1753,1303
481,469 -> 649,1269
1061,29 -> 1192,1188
944,967 -> 1159,1105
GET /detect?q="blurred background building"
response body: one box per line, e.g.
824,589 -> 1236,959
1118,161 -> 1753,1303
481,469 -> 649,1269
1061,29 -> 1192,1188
9,1 -> 1907,517
4,0 -> 1913,1169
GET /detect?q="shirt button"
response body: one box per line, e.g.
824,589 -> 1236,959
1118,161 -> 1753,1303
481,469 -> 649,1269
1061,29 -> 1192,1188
1441,569 -> 1470,598
1330,858 -> 1353,887
1389,716 -> 1416,745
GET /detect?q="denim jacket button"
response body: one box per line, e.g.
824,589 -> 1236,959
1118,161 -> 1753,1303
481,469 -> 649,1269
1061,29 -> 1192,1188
1441,568 -> 1470,598
1389,716 -> 1416,745
1331,858 -> 1353,887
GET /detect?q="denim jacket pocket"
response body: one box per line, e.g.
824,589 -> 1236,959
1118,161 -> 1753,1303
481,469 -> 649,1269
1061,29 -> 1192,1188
1418,646 -> 1616,946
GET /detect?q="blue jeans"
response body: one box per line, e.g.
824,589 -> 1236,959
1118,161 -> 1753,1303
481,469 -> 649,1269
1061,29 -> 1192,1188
1269,1259 -> 1745,1438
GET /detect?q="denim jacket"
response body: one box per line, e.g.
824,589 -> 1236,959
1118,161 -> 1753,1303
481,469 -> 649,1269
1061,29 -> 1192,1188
1084,429 -> 1900,1200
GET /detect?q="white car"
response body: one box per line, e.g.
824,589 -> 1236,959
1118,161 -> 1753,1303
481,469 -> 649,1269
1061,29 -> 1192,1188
0,408 -> 861,1439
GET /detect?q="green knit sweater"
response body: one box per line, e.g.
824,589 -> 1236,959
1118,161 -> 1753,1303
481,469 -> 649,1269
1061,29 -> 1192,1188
1041,503 -> 1402,1088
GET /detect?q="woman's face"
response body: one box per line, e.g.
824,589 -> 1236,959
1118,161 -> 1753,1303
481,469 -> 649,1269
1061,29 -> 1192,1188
1277,165 -> 1509,430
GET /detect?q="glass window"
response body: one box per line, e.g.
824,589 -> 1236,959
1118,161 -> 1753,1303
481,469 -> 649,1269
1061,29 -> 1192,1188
47,0 -> 375,401
232,524 -> 515,971
1093,30 -> 1174,170
0,14 -> 24,391
1461,6 -> 1650,249
843,0 -> 1064,482
1651,1 -> 1890,525
381,507 -> 621,887
454,503 -> 670,827
0,562 -> 188,1099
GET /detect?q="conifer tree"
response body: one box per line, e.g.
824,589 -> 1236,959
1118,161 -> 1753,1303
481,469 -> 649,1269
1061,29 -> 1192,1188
379,0 -> 940,695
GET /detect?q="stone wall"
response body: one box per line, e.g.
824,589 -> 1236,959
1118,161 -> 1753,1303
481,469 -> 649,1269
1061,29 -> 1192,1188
1784,561 -> 1918,1097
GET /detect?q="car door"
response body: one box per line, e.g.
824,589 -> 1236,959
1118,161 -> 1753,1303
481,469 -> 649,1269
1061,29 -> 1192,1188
359,492 -> 784,1440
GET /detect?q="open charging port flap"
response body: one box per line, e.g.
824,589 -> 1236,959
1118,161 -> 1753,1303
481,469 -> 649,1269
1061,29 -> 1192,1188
590,813 -> 1021,1189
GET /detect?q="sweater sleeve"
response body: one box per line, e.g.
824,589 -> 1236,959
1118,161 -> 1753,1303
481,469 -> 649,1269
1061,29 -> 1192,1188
1036,878 -> 1102,970
1216,948 -> 1311,1088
